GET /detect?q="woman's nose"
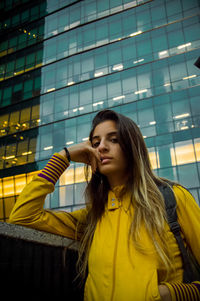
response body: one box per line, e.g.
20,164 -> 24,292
98,140 -> 108,152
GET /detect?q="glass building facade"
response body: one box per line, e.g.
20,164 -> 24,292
0,0 -> 200,221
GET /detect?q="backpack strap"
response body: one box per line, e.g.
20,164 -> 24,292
158,184 -> 194,283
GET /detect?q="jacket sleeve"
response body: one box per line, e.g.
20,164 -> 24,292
162,185 -> 200,301
9,153 -> 88,240
174,185 -> 200,265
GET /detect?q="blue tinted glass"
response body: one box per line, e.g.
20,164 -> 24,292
138,107 -> 154,127
169,57 -> 187,81
178,164 -> 199,188
172,99 -> 190,117
190,96 -> 200,116
151,5 -> 166,21
157,144 -> 174,168
158,167 -> 178,182
50,187 -> 59,208
93,77 -> 107,100
74,182 -> 86,204
122,69 -> 137,93
107,73 -> 122,98
155,103 -> 173,123
80,83 -> 92,105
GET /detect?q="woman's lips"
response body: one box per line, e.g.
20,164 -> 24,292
101,157 -> 112,164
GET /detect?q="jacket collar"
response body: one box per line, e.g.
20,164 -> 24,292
107,185 -> 132,212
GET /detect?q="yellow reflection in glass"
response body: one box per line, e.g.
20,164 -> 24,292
170,148 -> 176,166
175,143 -> 195,165
0,198 -> 4,219
149,151 -> 160,169
0,180 -> 3,198
75,166 -> 86,183
3,176 -> 14,197
60,166 -> 74,185
194,139 -> 200,161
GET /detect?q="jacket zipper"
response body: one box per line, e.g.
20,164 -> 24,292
110,207 -> 122,301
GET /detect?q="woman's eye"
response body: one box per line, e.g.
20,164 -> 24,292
93,142 -> 99,148
111,138 -> 118,143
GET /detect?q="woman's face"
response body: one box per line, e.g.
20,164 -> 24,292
91,120 -> 128,187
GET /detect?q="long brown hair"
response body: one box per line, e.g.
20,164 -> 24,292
76,109 -> 175,281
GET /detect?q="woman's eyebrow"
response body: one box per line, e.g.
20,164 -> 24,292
92,131 -> 117,141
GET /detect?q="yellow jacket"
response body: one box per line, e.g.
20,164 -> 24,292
9,153 -> 200,301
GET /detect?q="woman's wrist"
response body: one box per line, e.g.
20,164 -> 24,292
59,149 -> 68,159
63,147 -> 71,162
158,285 -> 172,301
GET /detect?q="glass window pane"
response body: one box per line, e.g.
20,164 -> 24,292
20,107 -> 31,123
0,179 -> 3,198
153,66 -> 170,86
69,90 -> 79,110
26,53 -> 35,67
77,122 -> 90,142
169,58 -> 187,81
175,140 -> 196,165
107,74 -> 122,98
17,140 -> 28,156
74,182 -> 86,204
151,5 -> 166,21
24,79 -> 33,92
152,34 -> 168,52
81,54 -> 94,73
0,198 -> 3,220
194,138 -> 200,161
50,186 -> 59,208
155,103 -> 172,123
59,185 -> 74,206
80,84 -> 92,105
96,21 -> 108,42
65,124 -> 76,145
6,61 -> 15,72
3,176 -> 14,197
74,164 -> 85,183
138,108 -> 155,127
158,167 -> 178,182
122,69 -> 137,93
108,46 -> 122,65
137,65 -> 151,89
137,39 -> 152,56
60,166 -> 75,186
93,77 -> 107,101
178,163 -> 199,188
16,57 -> 25,70
157,144 -> 174,168
10,111 -> 20,128
172,99 -> 190,117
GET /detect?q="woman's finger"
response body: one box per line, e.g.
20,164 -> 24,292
90,153 -> 97,173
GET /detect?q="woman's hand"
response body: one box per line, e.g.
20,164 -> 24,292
158,285 -> 172,301
59,141 -> 101,173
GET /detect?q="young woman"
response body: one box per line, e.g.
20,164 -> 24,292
9,109 -> 200,301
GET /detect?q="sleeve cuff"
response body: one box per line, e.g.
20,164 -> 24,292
162,281 -> 200,301
38,153 -> 70,185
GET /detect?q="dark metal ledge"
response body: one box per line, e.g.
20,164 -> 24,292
0,222 -> 84,301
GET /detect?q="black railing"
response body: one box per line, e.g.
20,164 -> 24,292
0,222 -> 85,301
